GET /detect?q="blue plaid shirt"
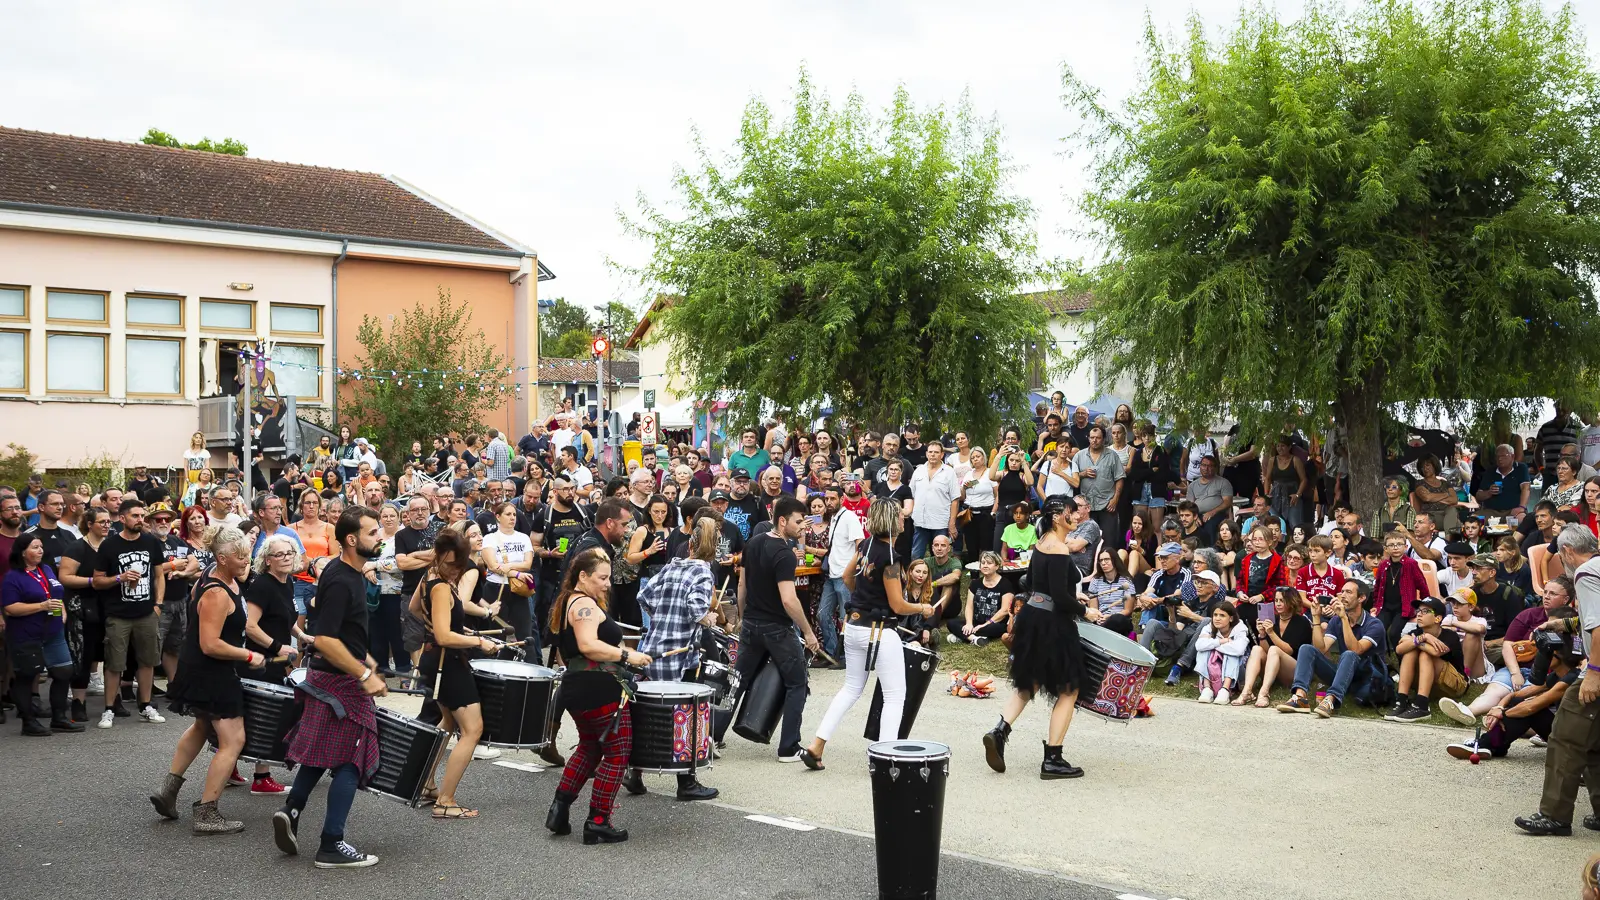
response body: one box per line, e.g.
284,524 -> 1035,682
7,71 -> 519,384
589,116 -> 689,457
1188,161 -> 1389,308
639,557 -> 715,681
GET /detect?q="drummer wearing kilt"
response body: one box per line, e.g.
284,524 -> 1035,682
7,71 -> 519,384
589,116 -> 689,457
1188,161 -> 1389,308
622,514 -> 722,801
545,548 -> 654,844
150,526 -> 268,833
800,499 -> 937,770
983,495 -> 1093,779
417,528 -> 502,820
271,507 -> 388,869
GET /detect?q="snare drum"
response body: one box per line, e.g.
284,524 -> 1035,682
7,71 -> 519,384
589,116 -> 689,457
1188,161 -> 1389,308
471,659 -> 560,749
694,659 -> 739,709
1077,622 -> 1156,722
630,681 -> 714,774
702,626 -> 739,666
237,678 -> 300,766
364,707 -> 448,807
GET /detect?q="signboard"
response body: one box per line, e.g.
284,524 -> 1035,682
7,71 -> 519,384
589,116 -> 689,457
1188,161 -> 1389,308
644,389 -> 656,409
641,412 -> 659,444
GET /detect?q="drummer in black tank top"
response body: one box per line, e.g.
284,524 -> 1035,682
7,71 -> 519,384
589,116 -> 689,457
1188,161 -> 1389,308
545,547 -> 653,845
151,527 -> 269,834
241,534 -> 307,794
418,530 -> 502,821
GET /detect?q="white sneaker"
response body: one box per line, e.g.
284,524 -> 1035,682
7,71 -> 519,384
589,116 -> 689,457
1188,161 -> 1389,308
1438,697 -> 1476,727
1214,689 -> 1231,705
472,745 -> 501,760
1531,735 -> 1548,748
140,704 -> 166,724
97,709 -> 115,729
945,633 -> 960,645
1198,687 -> 1214,704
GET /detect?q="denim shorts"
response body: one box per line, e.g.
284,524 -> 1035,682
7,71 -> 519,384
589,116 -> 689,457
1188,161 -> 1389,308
1139,483 -> 1166,508
292,579 -> 318,617
1491,666 -> 1533,689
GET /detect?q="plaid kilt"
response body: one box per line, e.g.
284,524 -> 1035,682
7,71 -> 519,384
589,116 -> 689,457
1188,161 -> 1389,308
287,668 -> 381,786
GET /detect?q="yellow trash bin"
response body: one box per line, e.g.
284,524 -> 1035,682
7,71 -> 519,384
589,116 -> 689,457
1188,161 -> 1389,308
622,440 -> 643,470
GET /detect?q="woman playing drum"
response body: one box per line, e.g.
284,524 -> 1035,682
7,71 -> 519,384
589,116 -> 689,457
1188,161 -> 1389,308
799,498 -> 937,770
983,495 -> 1092,779
545,548 -> 653,845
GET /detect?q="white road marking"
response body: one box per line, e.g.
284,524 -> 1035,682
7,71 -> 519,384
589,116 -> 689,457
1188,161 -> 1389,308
491,760 -> 544,773
745,814 -> 817,831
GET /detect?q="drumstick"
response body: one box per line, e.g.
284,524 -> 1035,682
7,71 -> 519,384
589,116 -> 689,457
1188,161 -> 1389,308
658,646 -> 693,658
467,628 -> 506,637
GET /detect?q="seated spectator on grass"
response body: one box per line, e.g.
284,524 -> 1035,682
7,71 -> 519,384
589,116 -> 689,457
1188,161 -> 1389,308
1386,598 -> 1469,723
1194,597 -> 1248,705
1233,527 -> 1289,630
1276,580 -> 1390,717
1136,543 -> 1200,682
1441,587 -> 1490,679
1437,541 -> 1475,597
1372,532 -> 1427,650
1468,551 -> 1527,669
1085,548 -> 1136,636
1295,535 -> 1346,601
1440,576 -> 1573,726
1236,586 -> 1314,708
958,552 -> 1013,646
1448,611 -> 1581,761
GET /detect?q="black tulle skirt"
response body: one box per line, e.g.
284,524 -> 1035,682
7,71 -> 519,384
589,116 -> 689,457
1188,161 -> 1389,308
1009,601 -> 1091,698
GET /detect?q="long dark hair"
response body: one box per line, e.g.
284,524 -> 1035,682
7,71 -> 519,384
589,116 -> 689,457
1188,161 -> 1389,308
431,528 -> 472,584
547,548 -> 612,634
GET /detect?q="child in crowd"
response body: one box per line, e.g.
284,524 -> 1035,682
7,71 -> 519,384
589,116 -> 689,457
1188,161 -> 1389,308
1437,541 -> 1476,597
1441,587 -> 1490,679
1194,600 -> 1249,705
1000,503 -> 1038,557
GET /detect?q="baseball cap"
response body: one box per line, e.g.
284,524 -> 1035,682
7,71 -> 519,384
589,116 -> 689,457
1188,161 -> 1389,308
1468,553 -> 1498,569
731,467 -> 751,481
1448,587 -> 1477,607
1443,541 -> 1474,558
1156,542 -> 1184,557
1193,570 -> 1220,586
147,502 -> 174,519
709,489 -> 732,502
1416,598 -> 1447,617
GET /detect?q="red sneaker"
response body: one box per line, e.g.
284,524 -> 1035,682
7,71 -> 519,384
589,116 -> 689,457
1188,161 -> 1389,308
226,766 -> 248,787
250,775 -> 287,795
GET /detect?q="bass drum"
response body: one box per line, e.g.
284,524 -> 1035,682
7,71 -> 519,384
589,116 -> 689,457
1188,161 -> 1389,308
863,643 -> 939,740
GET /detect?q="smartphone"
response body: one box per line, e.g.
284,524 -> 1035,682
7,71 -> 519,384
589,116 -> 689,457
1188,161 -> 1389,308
806,515 -> 822,525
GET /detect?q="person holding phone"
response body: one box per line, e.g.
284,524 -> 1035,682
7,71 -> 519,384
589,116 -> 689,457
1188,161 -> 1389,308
627,495 -> 673,601
1235,586 -> 1314,707
988,445 -> 1035,552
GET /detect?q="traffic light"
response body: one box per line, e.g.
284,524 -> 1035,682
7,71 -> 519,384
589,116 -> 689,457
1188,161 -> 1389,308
591,335 -> 610,356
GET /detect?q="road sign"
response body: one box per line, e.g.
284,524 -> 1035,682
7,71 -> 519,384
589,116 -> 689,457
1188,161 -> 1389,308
641,412 -> 659,444
644,389 -> 656,409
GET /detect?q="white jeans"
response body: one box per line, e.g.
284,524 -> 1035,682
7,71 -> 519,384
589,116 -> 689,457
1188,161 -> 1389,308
815,622 -> 907,743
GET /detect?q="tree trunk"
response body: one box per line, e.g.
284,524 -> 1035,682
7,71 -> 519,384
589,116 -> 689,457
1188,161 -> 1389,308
1338,368 -> 1386,518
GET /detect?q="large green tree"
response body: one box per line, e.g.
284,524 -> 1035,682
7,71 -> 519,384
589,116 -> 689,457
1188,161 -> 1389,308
539,297 -> 591,348
140,128 -> 248,156
628,72 -> 1051,436
343,288 -> 508,471
1067,0 -> 1600,513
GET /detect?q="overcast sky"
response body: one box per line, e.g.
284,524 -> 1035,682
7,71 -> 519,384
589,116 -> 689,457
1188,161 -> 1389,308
7,0 -> 1597,322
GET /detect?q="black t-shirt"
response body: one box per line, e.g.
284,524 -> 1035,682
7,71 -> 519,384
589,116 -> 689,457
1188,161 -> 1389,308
160,532 -> 199,607
846,536 -> 897,619
95,531 -> 168,619
63,537 -> 112,614
535,504 -> 590,581
712,520 -> 744,587
900,443 -> 928,469
125,477 -> 156,501
1476,583 -> 1525,640
741,531 -> 798,626
310,557 -> 370,673
272,477 -> 298,505
26,524 -> 72,574
862,457 -> 888,485
564,528 -> 619,583
971,579 -> 1007,620
723,494 -> 763,540
1265,614 -> 1313,657
1436,627 -> 1464,673
394,526 -> 435,602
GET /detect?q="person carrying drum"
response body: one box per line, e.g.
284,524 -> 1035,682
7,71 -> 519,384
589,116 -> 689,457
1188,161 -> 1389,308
983,495 -> 1094,779
623,513 -> 722,801
799,499 -> 938,770
416,529 -> 503,820
545,548 -> 653,845
150,525 -> 267,834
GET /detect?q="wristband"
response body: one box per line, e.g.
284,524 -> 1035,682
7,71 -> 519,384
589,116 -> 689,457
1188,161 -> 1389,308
267,640 -> 283,657
1587,664 -> 1600,675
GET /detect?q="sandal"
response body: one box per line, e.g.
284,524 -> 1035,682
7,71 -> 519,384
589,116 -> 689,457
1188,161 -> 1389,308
1254,693 -> 1272,709
799,748 -> 825,771
420,787 -> 439,803
432,804 -> 479,819
1231,691 -> 1254,707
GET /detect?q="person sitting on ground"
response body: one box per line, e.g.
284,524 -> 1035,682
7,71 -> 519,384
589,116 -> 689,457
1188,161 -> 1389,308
1236,586 -> 1315,708
959,552 -> 1014,646
1440,586 -> 1490,679
1468,552 -> 1527,669
1135,543 -> 1201,683
1385,598 -> 1469,723
1437,541 -> 1476,598
1448,611 -> 1582,761
1277,580 -> 1390,717
1439,576 -> 1572,726
1193,596 -> 1248,705
1084,548 -> 1137,636
1233,526 -> 1290,630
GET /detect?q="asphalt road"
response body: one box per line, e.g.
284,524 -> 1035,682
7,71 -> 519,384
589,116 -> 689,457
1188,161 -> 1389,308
0,699 -> 1128,900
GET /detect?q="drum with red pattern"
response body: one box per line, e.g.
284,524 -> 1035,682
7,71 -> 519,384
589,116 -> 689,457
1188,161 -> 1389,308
630,681 -> 714,773
1077,622 -> 1156,722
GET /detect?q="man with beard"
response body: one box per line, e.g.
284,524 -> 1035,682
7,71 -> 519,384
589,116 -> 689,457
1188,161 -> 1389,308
722,469 -> 764,541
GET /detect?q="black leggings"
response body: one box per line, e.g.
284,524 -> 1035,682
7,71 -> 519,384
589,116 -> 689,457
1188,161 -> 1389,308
963,510 -> 994,566
13,666 -> 73,720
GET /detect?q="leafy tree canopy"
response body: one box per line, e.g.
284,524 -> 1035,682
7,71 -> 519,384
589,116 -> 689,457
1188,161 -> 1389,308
1066,0 -> 1600,511
539,297 -> 592,347
628,70 -> 1053,437
140,127 -> 248,156
343,288 -> 508,471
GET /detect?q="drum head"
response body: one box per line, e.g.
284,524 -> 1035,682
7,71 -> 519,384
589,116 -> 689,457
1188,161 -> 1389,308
636,681 -> 714,700
287,668 -> 307,687
471,659 -> 557,680
867,740 -> 951,762
1078,621 -> 1157,666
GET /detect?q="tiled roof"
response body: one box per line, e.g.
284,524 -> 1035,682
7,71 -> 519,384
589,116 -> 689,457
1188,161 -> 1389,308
0,126 -> 516,253
539,358 -> 640,384
1027,289 -> 1094,316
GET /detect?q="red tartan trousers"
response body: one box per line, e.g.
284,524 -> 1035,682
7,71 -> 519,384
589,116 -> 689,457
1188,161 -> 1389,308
557,703 -> 633,819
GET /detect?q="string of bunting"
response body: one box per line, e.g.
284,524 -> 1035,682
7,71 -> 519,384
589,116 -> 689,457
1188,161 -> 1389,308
234,350 -> 524,393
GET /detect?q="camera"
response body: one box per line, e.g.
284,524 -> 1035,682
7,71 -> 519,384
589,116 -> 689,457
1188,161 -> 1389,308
1531,628 -> 1582,682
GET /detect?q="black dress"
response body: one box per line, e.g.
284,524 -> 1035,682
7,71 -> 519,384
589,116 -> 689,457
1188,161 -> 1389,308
418,577 -> 481,711
245,574 -> 297,684
1009,548 -> 1091,697
167,574 -> 248,719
